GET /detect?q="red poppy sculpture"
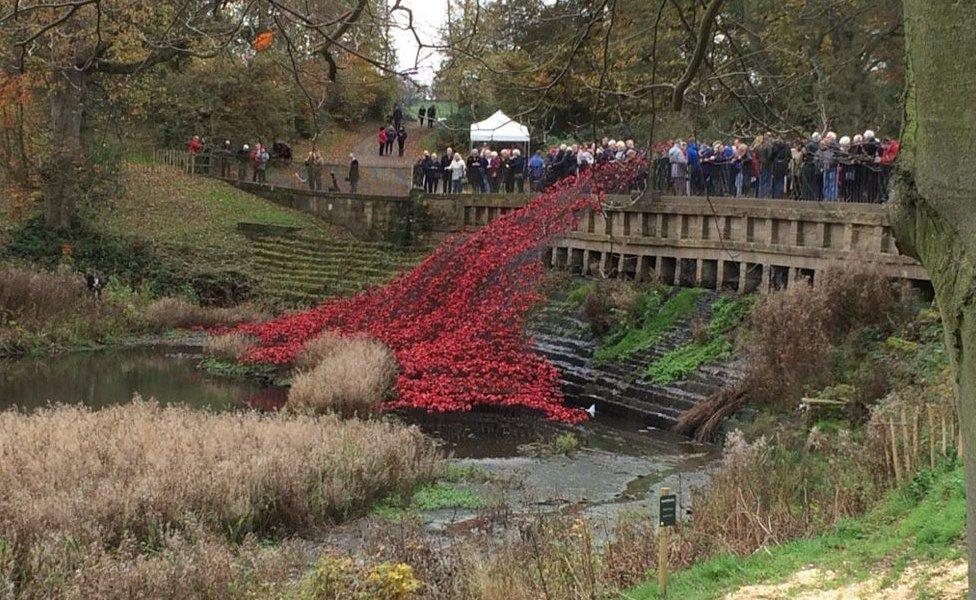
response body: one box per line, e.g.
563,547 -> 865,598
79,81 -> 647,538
237,161 -> 644,423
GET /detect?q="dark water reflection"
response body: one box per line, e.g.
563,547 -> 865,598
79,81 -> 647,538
0,347 -> 712,464
0,346 -> 288,413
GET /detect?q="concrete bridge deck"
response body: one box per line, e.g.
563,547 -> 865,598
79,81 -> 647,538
217,176 -> 928,291
449,193 -> 927,291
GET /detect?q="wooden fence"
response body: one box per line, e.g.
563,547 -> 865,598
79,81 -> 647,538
152,148 -> 196,174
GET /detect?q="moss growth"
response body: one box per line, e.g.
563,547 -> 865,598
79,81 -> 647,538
371,481 -> 486,520
644,295 -> 753,384
594,287 -> 705,362
645,337 -> 733,384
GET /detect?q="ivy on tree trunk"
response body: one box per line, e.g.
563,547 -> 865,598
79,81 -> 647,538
894,2 -> 976,595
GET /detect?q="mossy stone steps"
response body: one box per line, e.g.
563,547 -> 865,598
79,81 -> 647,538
246,230 -> 427,306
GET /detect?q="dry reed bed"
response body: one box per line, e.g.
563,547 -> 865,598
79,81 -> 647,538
0,400 -> 440,562
289,333 -> 397,417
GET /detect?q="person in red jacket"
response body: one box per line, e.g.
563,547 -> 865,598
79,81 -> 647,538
187,135 -> 202,155
378,127 -> 387,156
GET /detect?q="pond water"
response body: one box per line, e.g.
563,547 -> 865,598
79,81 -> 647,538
0,345 -> 288,413
0,345 -> 717,526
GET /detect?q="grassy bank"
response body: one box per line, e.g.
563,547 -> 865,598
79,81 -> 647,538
626,462 -> 966,599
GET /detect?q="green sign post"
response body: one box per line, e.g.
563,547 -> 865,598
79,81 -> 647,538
657,487 -> 676,596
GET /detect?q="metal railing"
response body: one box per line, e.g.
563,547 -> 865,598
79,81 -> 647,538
648,156 -> 893,203
151,149 -> 413,196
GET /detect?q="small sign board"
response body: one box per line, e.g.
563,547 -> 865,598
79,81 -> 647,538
659,493 -> 677,527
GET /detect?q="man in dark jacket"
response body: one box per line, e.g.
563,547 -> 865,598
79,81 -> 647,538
396,126 -> 408,157
417,106 -> 426,127
771,136 -> 791,199
801,133 -> 821,201
427,104 -> 437,128
385,125 -> 396,155
466,150 -> 482,193
420,152 -> 440,194
440,148 -> 454,193
393,104 -> 404,129
510,149 -> 526,193
346,153 -> 360,193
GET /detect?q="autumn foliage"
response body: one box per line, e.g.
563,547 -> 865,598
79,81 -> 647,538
238,163 -> 644,422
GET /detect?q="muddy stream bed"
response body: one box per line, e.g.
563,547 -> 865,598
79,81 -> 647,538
0,344 -> 717,537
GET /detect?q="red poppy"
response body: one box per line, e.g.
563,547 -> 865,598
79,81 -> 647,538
234,161 -> 645,423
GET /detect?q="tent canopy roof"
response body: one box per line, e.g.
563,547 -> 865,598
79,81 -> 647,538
469,110 -> 530,143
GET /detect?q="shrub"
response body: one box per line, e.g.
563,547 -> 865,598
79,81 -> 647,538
203,332 -> 253,360
0,400 -> 440,591
289,556 -> 421,600
141,297 -> 268,330
0,266 -> 137,355
581,285 -> 611,335
742,266 -> 897,409
0,266 -> 87,323
288,337 -> 398,417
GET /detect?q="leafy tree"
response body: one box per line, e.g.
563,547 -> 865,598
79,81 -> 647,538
0,0 -> 394,228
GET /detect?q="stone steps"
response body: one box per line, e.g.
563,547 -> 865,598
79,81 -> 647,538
245,230 -> 427,305
527,287 -> 743,428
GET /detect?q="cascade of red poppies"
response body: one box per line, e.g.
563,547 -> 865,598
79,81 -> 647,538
237,162 -> 644,423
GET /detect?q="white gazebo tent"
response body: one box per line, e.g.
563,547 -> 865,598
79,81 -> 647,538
469,110 -> 530,154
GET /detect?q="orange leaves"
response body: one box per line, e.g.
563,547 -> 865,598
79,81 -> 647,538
252,30 -> 274,52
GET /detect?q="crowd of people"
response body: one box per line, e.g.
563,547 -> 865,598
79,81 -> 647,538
186,136 -> 289,184
185,122 -> 899,204
412,139 -> 647,195
412,130 -> 897,203
657,129 -> 899,203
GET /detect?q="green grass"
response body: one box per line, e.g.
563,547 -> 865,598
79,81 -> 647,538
407,101 -> 458,119
566,280 -> 597,306
595,288 -> 705,363
644,337 -> 733,384
104,164 -> 341,263
624,463 -> 966,599
371,481 -> 486,520
643,295 -> 753,384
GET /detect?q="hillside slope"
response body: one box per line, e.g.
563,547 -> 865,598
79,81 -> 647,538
626,465 -> 967,600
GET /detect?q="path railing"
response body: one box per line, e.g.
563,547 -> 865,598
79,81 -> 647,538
150,149 -> 413,196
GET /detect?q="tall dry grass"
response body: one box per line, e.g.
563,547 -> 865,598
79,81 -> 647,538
203,332 -> 254,360
1,529 -> 306,599
141,297 -> 269,330
0,267 -> 88,322
294,329 -> 346,370
743,265 -> 898,409
0,400 -> 440,595
289,336 -> 398,417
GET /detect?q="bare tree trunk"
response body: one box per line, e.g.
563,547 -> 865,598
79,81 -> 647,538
43,67 -> 87,229
894,2 -> 976,595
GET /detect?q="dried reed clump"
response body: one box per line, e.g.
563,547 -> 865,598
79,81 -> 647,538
293,329 -> 346,370
0,399 -> 440,591
289,336 -> 397,417
743,264 -> 897,409
0,267 -> 88,323
686,428 -> 883,558
581,287 -> 611,335
203,332 -> 254,360
7,529 -> 305,599
141,297 -> 268,330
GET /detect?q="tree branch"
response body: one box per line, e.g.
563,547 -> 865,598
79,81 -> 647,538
671,0 -> 724,111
